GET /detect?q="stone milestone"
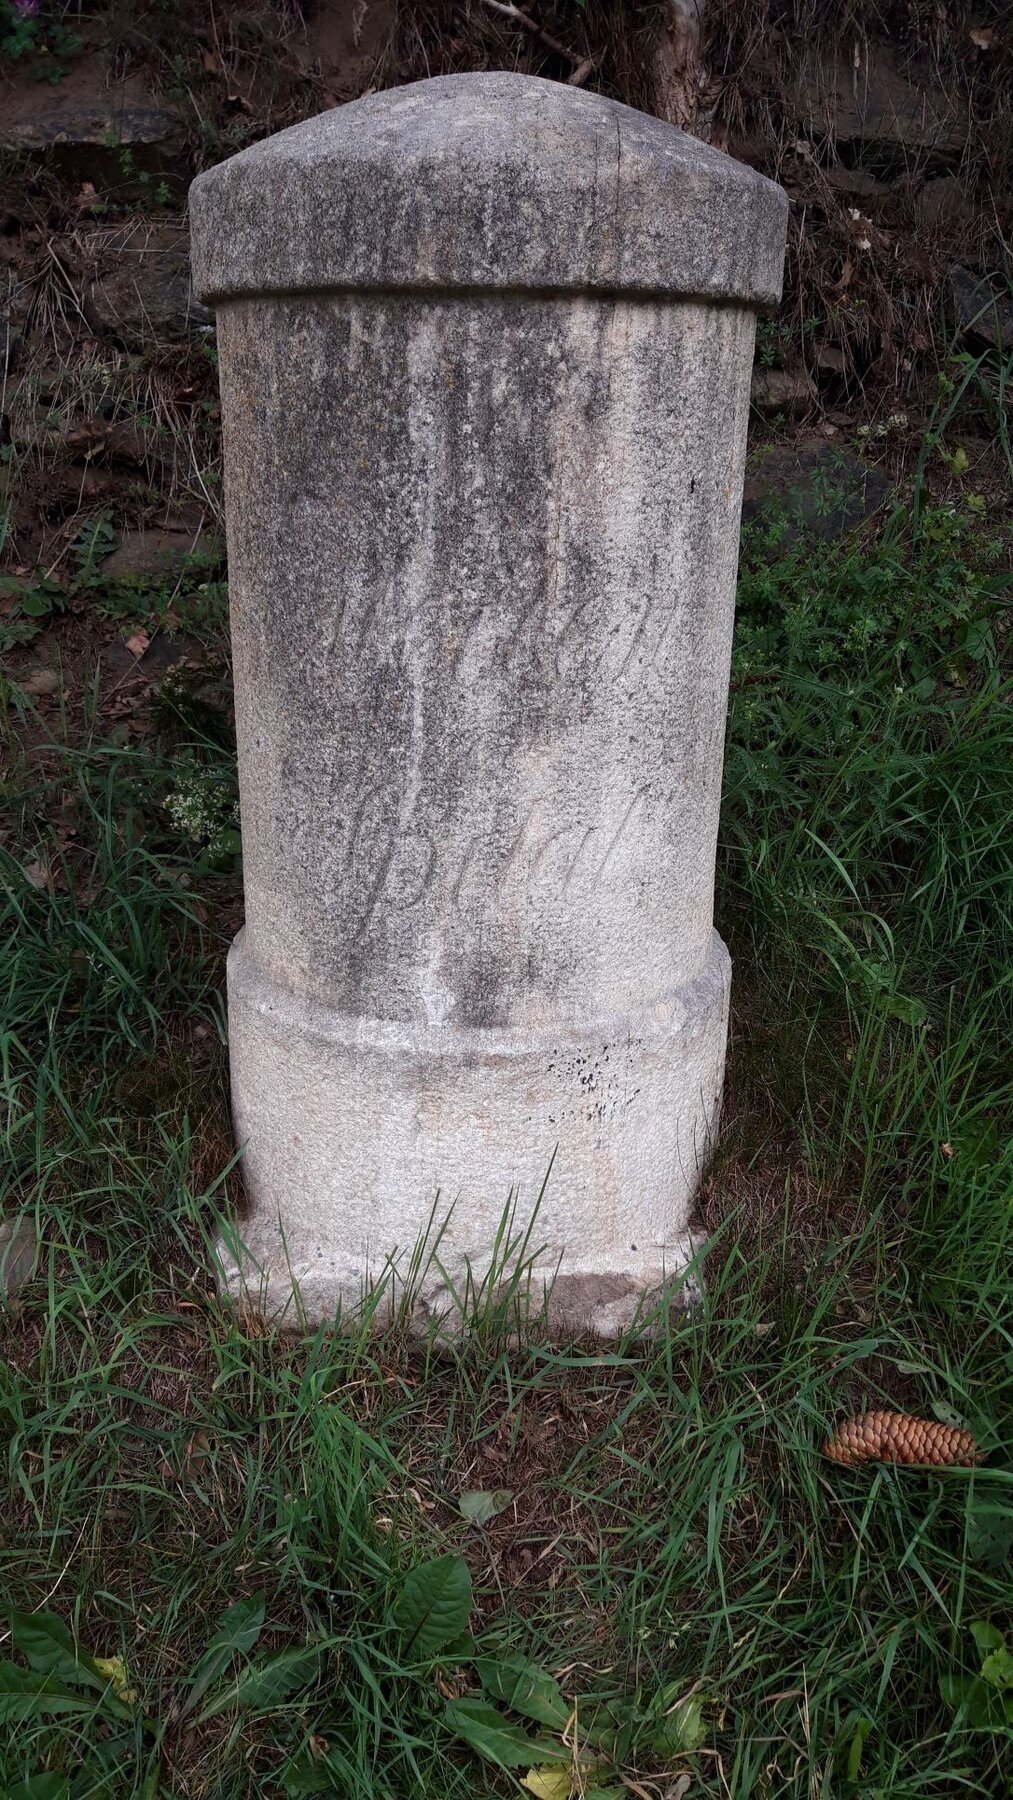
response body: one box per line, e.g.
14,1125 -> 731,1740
190,73 -> 788,1335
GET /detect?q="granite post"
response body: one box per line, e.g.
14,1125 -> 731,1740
190,73 -> 787,1335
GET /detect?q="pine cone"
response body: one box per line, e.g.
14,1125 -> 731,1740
824,1410 -> 980,1468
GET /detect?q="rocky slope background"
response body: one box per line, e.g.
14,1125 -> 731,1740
0,0 -> 1010,623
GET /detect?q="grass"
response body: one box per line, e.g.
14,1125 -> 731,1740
0,441 -> 1011,1796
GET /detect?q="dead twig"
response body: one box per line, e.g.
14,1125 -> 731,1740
476,0 -> 584,70
568,55 -> 597,89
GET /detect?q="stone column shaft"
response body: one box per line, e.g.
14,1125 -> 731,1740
190,73 -> 787,1333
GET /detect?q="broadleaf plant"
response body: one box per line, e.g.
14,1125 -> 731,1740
393,1554 -> 472,1661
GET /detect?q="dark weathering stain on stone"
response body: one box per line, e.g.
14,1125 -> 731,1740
218,287 -> 754,1029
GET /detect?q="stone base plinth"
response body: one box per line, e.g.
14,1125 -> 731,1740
219,927 -> 729,1338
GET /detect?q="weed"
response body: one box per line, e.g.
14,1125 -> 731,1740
0,0 -> 81,77
105,142 -> 175,214
0,514 -> 120,648
163,751 -> 239,869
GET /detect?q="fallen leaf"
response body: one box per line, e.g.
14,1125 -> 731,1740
93,1654 -> 126,1686
24,860 -> 49,890
459,1488 -> 514,1526
184,1429 -> 210,1474
522,1768 -> 571,1800
654,1695 -> 707,1755
970,28 -> 995,49
93,1655 -> 138,1703
125,630 -> 150,659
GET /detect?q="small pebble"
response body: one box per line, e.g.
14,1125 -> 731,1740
23,668 -> 60,697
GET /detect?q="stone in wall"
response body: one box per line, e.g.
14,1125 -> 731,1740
79,222 -> 212,346
742,442 -> 892,543
0,58 -> 187,194
795,46 -> 968,156
951,265 -> 1012,352
750,367 -> 818,415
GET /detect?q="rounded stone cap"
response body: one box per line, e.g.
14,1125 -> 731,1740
190,73 -> 787,308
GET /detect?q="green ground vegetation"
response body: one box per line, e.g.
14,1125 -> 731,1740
1,410 -> 1011,1796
